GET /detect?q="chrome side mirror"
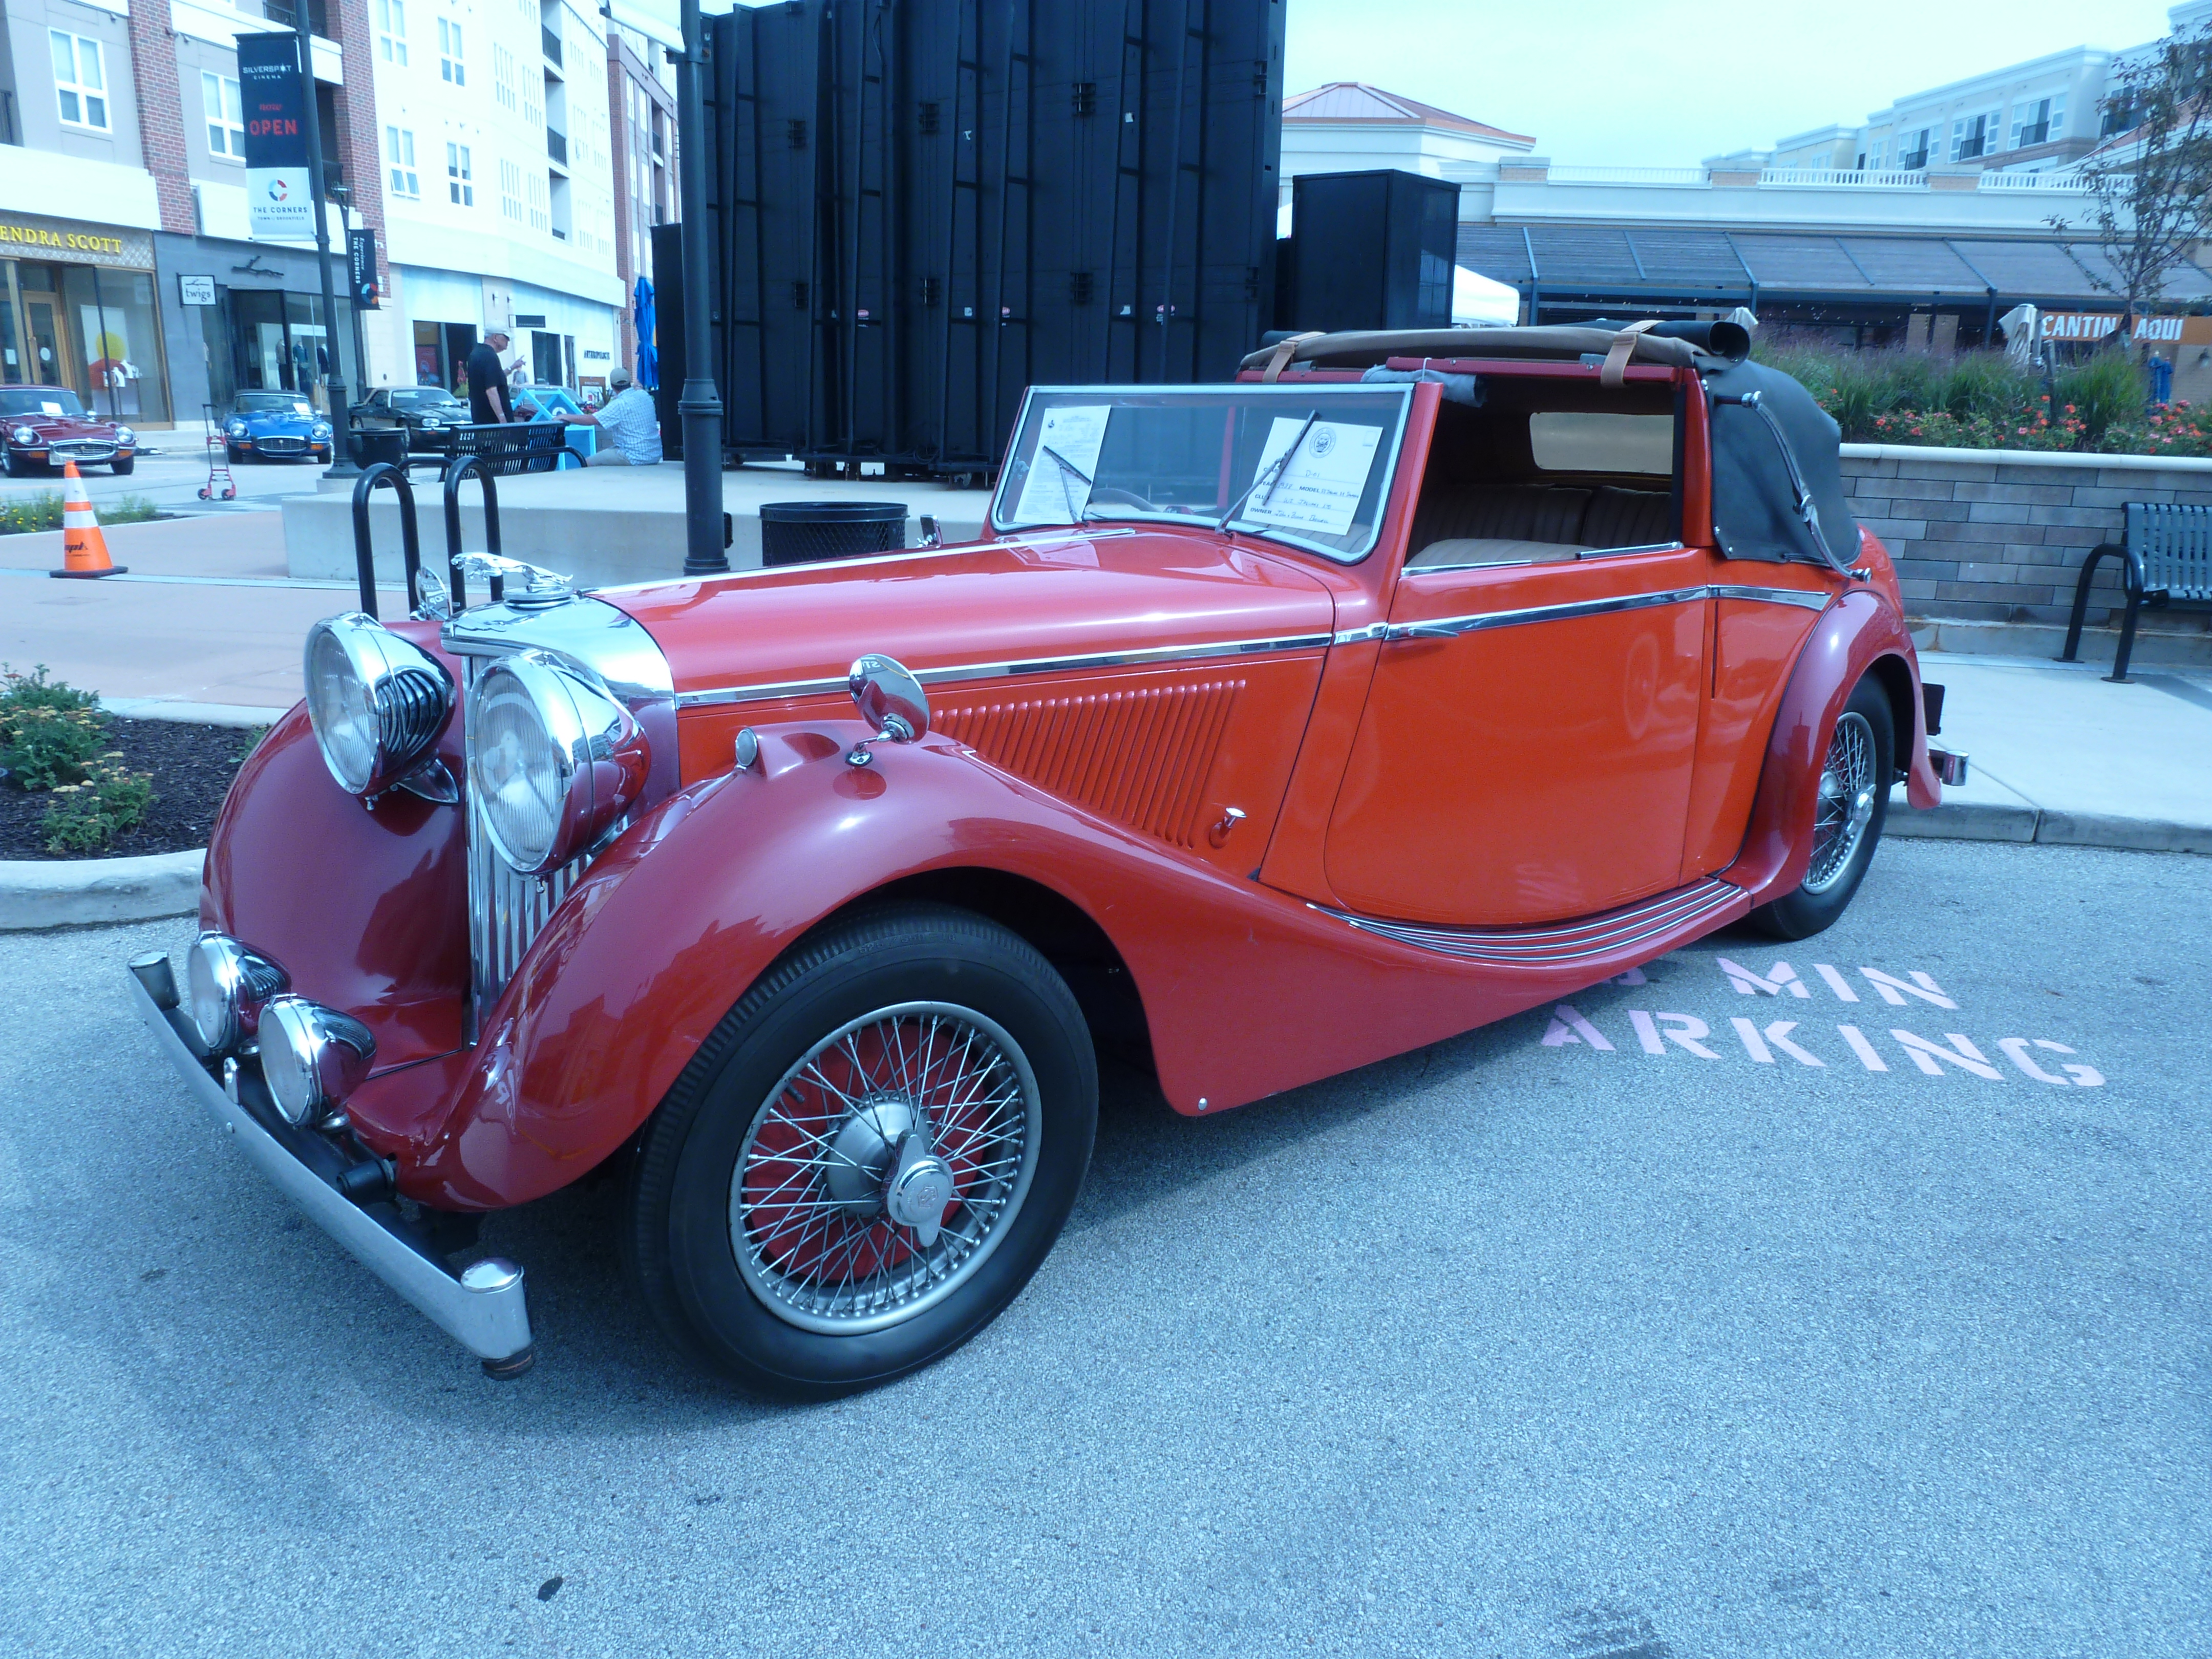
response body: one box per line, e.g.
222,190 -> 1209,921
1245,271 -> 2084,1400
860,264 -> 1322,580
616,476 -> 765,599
845,654 -> 929,767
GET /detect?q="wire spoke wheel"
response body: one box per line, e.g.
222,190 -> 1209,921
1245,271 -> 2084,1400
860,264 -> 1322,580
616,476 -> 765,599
1804,710 -> 1877,895
729,1001 -> 1042,1336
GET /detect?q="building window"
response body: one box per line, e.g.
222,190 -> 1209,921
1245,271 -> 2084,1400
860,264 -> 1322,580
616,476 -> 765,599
438,17 -> 465,84
50,31 -> 108,131
527,169 -> 548,232
494,44 -> 518,112
500,157 -> 523,221
387,125 -> 420,196
448,142 -> 474,205
1868,139 -> 1885,169
202,71 -> 244,158
377,0 -> 408,65
1950,110 -> 2000,162
1896,127 -> 1929,169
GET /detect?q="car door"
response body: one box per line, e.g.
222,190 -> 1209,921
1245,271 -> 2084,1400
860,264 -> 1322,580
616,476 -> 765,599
1324,545 -> 1711,927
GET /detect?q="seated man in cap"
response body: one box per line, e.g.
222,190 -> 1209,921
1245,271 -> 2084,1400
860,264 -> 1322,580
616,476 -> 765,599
555,367 -> 663,466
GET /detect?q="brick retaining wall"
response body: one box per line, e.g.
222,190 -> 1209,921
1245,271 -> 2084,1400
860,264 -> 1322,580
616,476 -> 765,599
1839,444 -> 2212,632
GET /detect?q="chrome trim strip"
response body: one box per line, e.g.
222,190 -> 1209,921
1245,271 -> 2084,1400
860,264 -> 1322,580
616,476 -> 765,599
1384,582 -> 1832,641
676,584 -> 1832,708
1309,877 -> 1743,967
677,630 -> 1335,710
1406,540 -> 1687,575
1710,583 -> 1832,611
1385,586 -> 1711,641
124,968 -> 535,1366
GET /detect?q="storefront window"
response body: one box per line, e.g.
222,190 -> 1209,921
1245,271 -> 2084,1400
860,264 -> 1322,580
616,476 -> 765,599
59,265 -> 170,423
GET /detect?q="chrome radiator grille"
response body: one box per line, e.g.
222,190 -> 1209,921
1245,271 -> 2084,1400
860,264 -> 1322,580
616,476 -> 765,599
466,799 -> 594,1019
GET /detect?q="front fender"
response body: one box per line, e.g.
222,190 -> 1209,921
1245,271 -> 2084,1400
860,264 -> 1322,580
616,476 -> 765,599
1724,588 -> 1934,905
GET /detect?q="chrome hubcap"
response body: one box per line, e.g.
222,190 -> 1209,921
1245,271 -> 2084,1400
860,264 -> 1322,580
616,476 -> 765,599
1805,711 -> 1877,895
730,1002 -> 1040,1335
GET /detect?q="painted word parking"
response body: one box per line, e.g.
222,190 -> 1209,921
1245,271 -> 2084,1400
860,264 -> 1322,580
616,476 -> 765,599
1540,955 -> 2106,1086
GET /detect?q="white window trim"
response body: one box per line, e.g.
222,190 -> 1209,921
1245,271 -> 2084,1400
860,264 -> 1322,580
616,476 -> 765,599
377,0 -> 409,66
387,124 -> 420,197
50,31 -> 110,132
202,70 -> 244,161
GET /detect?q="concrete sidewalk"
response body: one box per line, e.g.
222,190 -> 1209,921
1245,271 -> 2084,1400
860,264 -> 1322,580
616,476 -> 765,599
5,511 -> 2206,855
1886,654 -> 2212,855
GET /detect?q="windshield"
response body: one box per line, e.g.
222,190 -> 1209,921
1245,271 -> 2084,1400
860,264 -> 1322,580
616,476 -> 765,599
236,393 -> 313,415
0,388 -> 87,418
393,389 -> 461,408
992,385 -> 1413,562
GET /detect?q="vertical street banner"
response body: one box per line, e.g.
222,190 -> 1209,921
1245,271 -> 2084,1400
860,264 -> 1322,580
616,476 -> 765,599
237,32 -> 312,241
349,227 -> 380,309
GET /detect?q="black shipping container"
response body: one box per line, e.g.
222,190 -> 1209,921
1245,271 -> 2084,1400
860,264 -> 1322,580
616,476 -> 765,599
701,0 -> 1286,478
1287,169 -> 1458,334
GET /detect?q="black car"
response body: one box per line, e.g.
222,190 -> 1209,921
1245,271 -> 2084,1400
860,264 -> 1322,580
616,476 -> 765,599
349,386 -> 471,452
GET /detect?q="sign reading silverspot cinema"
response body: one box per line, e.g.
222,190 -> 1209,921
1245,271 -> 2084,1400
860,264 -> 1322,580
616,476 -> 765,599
237,32 -> 312,241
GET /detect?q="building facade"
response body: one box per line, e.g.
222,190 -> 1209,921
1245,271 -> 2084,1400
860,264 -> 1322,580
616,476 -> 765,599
2,0 -> 658,430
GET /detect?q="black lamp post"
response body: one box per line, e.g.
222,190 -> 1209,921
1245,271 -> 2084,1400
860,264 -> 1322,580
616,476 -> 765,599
673,0 -> 726,575
292,0 -> 357,478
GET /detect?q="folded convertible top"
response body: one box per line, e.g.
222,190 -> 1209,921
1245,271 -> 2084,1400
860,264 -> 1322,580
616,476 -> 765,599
1237,320 -> 1753,376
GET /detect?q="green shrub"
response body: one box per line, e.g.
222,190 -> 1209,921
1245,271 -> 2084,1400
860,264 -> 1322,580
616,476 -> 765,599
0,492 -> 163,536
2054,353 -> 2150,443
41,757 -> 155,853
0,666 -> 107,790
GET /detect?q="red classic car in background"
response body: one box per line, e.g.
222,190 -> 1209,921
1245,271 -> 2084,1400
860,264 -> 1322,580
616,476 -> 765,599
2,384 -> 138,476
126,320 -> 1966,1395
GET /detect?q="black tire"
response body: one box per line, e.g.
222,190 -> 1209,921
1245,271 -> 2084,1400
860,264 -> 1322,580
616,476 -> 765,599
111,456 -> 134,475
1750,674 -> 1895,940
623,901 -> 1097,1397
2,450 -> 25,478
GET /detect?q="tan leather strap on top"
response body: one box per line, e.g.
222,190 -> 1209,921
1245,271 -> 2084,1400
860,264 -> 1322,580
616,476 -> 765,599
1261,331 -> 1325,383
1600,319 -> 1660,388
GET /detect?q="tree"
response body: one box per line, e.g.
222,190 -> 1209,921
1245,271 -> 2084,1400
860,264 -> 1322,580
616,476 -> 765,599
2060,23 -> 2212,337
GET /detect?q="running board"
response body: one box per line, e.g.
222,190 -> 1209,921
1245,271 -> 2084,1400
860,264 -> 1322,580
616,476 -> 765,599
1311,877 -> 1745,967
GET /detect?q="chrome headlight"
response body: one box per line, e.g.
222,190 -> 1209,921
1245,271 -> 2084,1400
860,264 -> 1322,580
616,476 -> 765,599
468,650 -> 650,874
227,420 -> 248,437
420,417 -> 441,428
114,425 -> 136,444
311,422 -> 331,439
303,614 -> 455,797
187,931 -> 290,1056
9,426 -> 33,445
260,996 -> 376,1126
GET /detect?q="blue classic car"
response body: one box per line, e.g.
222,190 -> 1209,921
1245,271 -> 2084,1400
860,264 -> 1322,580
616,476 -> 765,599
223,392 -> 333,463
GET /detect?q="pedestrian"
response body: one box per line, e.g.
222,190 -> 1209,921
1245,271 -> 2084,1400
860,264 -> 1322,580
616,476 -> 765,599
465,329 -> 514,424
555,366 -> 662,465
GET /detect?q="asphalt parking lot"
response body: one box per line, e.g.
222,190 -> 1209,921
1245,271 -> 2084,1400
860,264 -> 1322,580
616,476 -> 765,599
1,836 -> 2205,1658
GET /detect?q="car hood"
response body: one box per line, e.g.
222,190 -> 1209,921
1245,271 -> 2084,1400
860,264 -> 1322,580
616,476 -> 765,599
601,528 -> 1341,704
237,412 -> 322,433
7,414 -> 119,440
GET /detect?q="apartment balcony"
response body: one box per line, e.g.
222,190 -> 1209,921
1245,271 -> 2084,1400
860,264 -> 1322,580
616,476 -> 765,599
542,26 -> 562,67
547,127 -> 568,166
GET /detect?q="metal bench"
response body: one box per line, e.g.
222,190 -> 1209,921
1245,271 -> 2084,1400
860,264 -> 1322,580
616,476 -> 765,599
442,419 -> 577,479
2060,501 -> 2212,683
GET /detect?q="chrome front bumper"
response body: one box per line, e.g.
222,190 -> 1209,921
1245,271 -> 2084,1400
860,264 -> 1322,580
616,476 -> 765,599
124,959 -> 536,1377
1928,747 -> 1970,786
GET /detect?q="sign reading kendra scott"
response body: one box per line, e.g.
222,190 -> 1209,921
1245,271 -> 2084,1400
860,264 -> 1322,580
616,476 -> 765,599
0,214 -> 153,270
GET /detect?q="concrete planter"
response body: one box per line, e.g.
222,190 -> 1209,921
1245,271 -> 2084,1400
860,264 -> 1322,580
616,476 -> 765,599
1840,443 -> 2212,657
0,848 -> 204,931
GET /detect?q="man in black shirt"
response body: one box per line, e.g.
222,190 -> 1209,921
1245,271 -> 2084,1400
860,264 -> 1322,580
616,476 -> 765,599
465,330 -> 513,424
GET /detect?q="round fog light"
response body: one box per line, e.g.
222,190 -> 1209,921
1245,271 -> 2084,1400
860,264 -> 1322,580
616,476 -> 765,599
186,932 -> 289,1056
260,997 -> 377,1127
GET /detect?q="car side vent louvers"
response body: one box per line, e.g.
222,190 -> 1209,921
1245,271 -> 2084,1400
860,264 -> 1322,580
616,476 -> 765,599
935,680 -> 1241,848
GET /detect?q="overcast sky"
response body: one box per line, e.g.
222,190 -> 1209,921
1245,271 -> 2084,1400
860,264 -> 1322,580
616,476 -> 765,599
1282,0 -> 2177,164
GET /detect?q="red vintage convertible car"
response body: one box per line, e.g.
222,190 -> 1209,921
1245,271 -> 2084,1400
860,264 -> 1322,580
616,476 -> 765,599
2,384 -> 137,475
127,321 -> 1965,1393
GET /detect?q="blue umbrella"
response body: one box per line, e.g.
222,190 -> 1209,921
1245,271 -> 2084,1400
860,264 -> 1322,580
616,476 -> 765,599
633,276 -> 658,392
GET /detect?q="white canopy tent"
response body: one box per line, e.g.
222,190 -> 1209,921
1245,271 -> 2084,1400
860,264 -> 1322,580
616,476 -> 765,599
1453,266 -> 1519,328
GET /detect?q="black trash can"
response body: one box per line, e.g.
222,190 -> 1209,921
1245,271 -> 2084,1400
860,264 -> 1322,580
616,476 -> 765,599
351,427 -> 408,470
758,501 -> 908,567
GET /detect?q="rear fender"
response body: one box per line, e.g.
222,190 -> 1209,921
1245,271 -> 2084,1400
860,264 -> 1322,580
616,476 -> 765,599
1724,589 -> 1936,905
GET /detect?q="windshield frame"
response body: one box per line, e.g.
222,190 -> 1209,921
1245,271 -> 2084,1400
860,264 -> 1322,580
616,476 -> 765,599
989,382 -> 1415,564
392,389 -> 461,408
235,393 -> 315,416
1,388 -> 89,419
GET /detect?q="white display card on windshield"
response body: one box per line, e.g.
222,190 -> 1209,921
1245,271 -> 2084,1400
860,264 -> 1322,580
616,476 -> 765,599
1243,417 -> 1380,539
1013,403 -> 1112,524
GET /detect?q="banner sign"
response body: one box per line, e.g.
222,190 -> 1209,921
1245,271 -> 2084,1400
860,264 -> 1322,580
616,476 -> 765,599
2038,312 -> 2188,345
349,227 -> 379,309
237,32 -> 312,241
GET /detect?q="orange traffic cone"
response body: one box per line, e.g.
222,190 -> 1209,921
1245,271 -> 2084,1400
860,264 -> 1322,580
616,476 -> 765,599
51,461 -> 126,579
